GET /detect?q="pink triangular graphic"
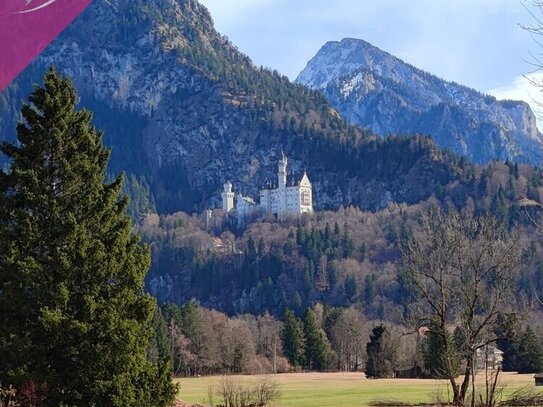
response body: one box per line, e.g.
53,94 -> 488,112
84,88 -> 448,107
0,0 -> 92,92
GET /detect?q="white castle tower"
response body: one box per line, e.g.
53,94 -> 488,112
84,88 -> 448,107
278,152 -> 287,189
221,181 -> 234,212
259,153 -> 313,219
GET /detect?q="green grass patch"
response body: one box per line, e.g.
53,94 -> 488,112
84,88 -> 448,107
175,372 -> 539,407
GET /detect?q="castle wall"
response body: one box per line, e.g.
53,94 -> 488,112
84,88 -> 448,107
220,155 -> 313,219
259,189 -> 271,212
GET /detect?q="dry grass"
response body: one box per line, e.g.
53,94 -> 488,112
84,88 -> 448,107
174,401 -> 208,407
176,372 -> 540,407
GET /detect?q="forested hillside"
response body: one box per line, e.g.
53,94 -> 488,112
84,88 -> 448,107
0,0 -> 477,215
142,160 -> 543,318
2,0 -> 543,329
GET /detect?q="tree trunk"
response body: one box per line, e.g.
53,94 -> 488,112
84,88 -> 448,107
460,361 -> 472,404
450,377 -> 461,405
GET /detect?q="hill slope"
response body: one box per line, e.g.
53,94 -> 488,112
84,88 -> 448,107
143,159 -> 543,316
0,0 -> 470,214
296,38 -> 543,165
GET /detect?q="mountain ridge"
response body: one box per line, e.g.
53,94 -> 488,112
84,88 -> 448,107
0,0 -> 475,215
296,37 -> 543,165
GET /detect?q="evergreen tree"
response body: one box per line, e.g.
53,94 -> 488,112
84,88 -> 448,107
363,274 -> 375,306
517,326 -> 543,373
242,236 -> 258,287
341,230 -> 355,257
162,302 -> 183,327
365,324 -> 396,378
303,308 -> 329,371
282,309 -> 305,367
178,301 -> 206,375
149,305 -> 173,363
424,322 -> 459,379
0,69 -> 176,406
493,313 -> 520,372
344,275 -> 357,302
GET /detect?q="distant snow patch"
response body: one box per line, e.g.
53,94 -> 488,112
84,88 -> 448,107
488,73 -> 543,131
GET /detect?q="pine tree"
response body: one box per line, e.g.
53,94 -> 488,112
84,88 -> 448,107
303,308 -> 329,371
365,324 -> 396,378
149,305 -> 173,364
517,326 -> 543,374
493,313 -> 519,372
282,309 -> 305,367
0,68 -> 176,406
424,322 -> 459,379
179,301 -> 206,376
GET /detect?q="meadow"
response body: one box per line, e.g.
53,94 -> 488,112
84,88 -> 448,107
175,372 -> 539,407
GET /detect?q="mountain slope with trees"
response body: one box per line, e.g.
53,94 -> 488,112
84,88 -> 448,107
1,0 -> 478,215
141,156 -> 543,318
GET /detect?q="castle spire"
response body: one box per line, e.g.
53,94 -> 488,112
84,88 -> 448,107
221,181 -> 234,212
278,151 -> 287,189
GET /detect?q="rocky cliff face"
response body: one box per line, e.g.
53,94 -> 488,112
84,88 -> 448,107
0,1 -> 470,214
296,38 -> 543,165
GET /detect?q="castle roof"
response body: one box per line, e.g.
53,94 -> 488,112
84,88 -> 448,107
287,172 -> 306,186
260,171 -> 310,190
237,193 -> 256,204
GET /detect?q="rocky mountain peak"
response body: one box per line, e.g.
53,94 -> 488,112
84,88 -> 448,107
296,38 -> 543,165
298,38 -> 399,90
0,1 -> 502,215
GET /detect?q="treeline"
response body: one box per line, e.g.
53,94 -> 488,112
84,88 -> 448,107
149,303 -> 543,378
148,301 -> 398,376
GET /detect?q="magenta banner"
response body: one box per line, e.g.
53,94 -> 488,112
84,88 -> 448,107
0,0 -> 92,92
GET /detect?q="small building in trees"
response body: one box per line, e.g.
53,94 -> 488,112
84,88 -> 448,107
475,346 -> 504,371
534,373 -> 543,386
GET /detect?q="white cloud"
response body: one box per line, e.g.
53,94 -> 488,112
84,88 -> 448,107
488,72 -> 543,130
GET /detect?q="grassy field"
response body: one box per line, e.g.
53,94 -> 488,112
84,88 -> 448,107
175,372 -> 540,407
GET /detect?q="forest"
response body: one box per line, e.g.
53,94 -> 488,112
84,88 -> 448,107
141,158 -> 543,385
143,159 -> 543,318
150,300 -> 543,379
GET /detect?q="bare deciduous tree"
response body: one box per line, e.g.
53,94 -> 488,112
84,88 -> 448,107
521,0 -> 543,113
400,209 -> 522,406
332,307 -> 368,372
215,376 -> 280,407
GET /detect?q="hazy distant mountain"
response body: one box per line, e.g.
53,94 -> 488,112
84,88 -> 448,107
296,38 -> 543,165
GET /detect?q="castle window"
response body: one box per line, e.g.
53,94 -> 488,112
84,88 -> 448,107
301,190 -> 311,206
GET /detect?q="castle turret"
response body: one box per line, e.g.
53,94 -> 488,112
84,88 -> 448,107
278,152 -> 287,189
221,181 -> 234,212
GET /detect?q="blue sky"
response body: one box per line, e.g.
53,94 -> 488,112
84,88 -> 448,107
199,0 -> 543,116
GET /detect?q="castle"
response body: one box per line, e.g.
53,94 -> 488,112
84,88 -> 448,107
220,153 -> 313,220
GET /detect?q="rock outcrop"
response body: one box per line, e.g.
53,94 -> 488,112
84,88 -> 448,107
296,38 -> 543,165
